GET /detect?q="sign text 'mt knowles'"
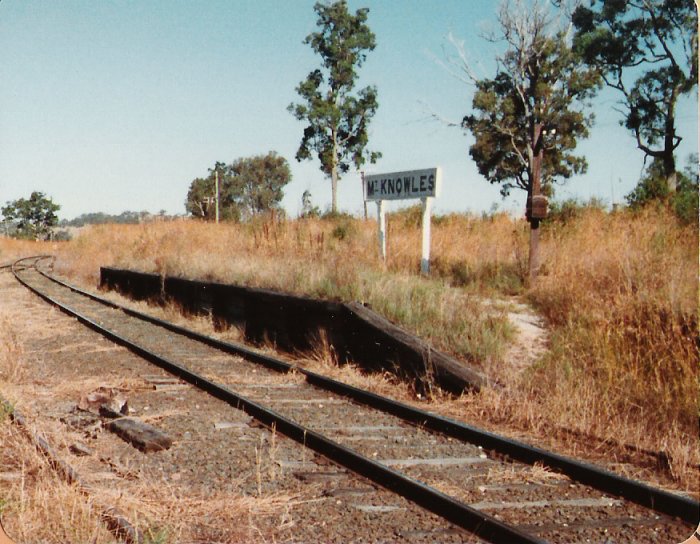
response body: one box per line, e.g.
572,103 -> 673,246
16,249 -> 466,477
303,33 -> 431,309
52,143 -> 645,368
364,168 -> 440,201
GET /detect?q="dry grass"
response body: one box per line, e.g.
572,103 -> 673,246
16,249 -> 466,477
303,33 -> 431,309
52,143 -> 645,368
2,204 -> 697,494
425,207 -> 698,489
0,411 -> 301,543
90,480 -> 303,543
0,237 -> 57,267
0,319 -> 25,385
0,422 -> 118,544
526,207 -> 698,485
0,302 -> 115,543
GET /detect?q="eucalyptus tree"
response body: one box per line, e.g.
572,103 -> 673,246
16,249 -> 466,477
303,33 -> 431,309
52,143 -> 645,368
572,0 -> 698,193
288,0 -> 380,214
231,152 -> 291,219
460,0 -> 600,281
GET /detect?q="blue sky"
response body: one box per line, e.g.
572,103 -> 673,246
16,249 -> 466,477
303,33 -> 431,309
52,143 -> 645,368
0,1 -> 696,220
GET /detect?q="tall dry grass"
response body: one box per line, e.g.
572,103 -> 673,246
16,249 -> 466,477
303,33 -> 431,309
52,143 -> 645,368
0,295 -> 114,542
0,421 -> 119,544
0,237 -> 57,267
523,207 -> 698,483
52,215 -> 518,367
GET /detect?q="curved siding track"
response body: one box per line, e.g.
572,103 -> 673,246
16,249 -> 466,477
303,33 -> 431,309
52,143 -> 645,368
8,256 -> 698,543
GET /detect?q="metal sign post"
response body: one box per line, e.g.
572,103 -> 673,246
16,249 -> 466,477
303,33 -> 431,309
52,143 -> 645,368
363,167 -> 441,274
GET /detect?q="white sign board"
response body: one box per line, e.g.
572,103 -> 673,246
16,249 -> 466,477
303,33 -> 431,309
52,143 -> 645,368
364,168 -> 441,201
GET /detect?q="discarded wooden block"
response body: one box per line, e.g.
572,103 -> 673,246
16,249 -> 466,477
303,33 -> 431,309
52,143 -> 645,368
152,383 -> 189,392
99,404 -> 126,419
69,442 -> 94,457
105,418 -> 173,453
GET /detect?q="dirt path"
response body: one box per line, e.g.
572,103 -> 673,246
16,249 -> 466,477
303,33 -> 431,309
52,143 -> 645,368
503,299 -> 549,373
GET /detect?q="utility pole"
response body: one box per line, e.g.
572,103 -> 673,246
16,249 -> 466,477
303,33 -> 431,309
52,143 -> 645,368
215,170 -> 220,224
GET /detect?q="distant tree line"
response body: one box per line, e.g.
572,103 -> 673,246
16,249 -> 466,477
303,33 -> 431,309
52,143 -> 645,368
60,210 -> 171,227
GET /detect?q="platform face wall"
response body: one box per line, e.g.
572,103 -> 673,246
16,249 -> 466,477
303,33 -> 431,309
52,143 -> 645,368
100,267 -> 484,394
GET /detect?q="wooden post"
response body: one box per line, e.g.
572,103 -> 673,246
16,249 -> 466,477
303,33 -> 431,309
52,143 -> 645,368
528,219 -> 540,285
361,171 -> 368,220
376,200 -> 386,262
215,170 -> 220,224
420,197 -> 431,275
528,123 -> 543,286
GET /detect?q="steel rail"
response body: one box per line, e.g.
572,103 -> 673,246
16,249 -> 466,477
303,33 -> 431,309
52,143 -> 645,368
13,256 -> 545,544
17,256 -> 700,526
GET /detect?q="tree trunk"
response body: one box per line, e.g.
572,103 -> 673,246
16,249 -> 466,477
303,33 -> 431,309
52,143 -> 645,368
331,133 -> 339,213
331,165 -> 338,214
663,89 -> 678,194
528,220 -> 540,286
663,135 -> 677,194
665,169 -> 677,194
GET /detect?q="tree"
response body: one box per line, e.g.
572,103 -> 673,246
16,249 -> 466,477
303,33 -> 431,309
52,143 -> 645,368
288,0 -> 381,214
572,0 -> 698,193
463,1 -> 600,198
185,153 -> 291,221
460,0 -> 600,282
231,152 -> 291,219
1,191 -> 60,240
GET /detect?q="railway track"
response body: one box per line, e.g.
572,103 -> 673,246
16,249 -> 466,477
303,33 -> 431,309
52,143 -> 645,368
7,255 -> 698,543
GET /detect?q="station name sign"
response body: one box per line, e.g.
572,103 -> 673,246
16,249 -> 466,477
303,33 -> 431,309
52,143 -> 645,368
364,168 -> 441,201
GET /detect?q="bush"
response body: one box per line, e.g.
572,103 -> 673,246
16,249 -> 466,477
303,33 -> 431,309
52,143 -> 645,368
626,155 -> 699,226
52,230 -> 72,242
331,220 -> 356,241
389,204 -> 423,227
545,197 -> 606,225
